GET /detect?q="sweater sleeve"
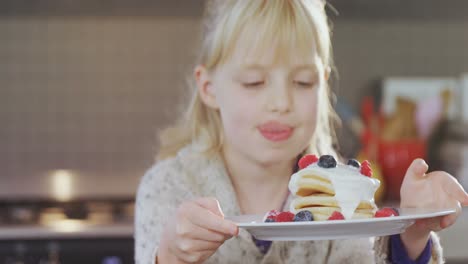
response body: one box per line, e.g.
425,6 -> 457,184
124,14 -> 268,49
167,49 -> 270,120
134,158 -> 195,264
373,232 -> 444,264
389,234 -> 432,264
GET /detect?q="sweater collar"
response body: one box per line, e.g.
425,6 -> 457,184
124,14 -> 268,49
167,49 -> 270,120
177,143 -> 295,214
177,143 -> 242,217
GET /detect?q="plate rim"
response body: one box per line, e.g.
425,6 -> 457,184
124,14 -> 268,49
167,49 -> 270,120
232,208 -> 456,228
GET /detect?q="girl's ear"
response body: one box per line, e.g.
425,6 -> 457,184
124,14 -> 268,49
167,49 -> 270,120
324,66 -> 331,81
195,65 -> 219,109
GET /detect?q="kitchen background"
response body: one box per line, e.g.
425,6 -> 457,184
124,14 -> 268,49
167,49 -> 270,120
1,0 -> 467,263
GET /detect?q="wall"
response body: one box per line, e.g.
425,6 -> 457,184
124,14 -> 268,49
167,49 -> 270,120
333,20 -> 468,108
1,4 -> 468,198
0,17 -> 199,199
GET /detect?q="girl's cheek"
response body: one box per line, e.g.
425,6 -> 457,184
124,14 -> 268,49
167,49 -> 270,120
233,97 -> 259,124
222,91 -> 258,124
297,92 -> 318,116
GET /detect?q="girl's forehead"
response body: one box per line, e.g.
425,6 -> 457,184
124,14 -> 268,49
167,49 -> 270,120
227,41 -> 321,71
222,25 -> 321,71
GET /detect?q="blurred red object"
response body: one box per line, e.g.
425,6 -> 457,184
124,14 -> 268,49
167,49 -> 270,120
378,140 -> 426,201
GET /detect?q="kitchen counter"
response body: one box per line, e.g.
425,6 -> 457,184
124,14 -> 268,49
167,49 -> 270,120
1,212 -> 466,261
0,222 -> 133,240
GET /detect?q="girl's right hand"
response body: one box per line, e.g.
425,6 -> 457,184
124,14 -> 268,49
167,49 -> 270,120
157,197 -> 239,264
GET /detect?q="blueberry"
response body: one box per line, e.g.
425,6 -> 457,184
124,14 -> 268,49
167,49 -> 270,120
318,155 -> 337,168
293,210 -> 314,222
391,207 -> 400,216
265,218 -> 276,223
347,159 -> 361,169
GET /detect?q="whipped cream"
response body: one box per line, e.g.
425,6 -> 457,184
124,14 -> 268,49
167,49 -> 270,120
289,162 -> 380,219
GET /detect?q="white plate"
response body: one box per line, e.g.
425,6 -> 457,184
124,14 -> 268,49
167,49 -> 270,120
227,208 -> 455,241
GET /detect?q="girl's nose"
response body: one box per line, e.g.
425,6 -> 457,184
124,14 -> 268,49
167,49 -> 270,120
266,85 -> 292,114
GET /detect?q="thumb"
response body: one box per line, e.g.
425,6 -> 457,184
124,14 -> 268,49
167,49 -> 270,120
194,197 -> 225,218
405,158 -> 429,180
460,195 -> 468,207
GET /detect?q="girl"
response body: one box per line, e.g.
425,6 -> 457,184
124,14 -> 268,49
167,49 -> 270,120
135,1 -> 468,263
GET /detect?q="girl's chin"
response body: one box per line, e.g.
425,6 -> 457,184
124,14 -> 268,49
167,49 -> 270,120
253,149 -> 298,165
259,140 -> 303,155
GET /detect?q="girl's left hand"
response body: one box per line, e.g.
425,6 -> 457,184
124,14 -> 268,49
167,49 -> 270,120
399,158 -> 468,259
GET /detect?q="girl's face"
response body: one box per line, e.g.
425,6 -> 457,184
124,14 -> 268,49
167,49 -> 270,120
198,42 -> 327,166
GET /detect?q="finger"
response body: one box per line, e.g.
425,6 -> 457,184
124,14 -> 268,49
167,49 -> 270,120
177,239 -> 222,254
194,197 -> 225,218
405,159 -> 429,180
177,249 -> 217,264
442,175 -> 468,206
179,219 -> 229,242
441,212 -> 457,229
416,216 -> 443,232
186,203 -> 238,236
224,233 -> 234,240
440,202 -> 462,229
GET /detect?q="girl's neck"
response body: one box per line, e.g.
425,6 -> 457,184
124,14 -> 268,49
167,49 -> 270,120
221,145 -> 295,215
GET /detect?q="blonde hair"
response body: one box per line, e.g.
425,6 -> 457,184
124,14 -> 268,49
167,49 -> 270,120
157,0 -> 339,160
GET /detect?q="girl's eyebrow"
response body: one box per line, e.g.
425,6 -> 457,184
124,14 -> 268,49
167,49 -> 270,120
293,64 -> 319,73
235,63 -> 319,73
237,64 -> 266,71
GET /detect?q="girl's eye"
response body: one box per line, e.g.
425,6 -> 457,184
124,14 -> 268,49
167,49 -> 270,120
294,81 -> 314,88
243,81 -> 264,88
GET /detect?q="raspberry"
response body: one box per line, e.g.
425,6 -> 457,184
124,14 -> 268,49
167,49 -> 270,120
276,211 -> 295,222
375,207 -> 399,218
361,166 -> 372,177
328,211 -> 345,220
298,154 -> 319,169
360,161 -> 372,177
263,209 -> 280,222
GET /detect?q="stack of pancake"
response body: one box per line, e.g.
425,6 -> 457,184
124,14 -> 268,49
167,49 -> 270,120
288,160 -> 380,221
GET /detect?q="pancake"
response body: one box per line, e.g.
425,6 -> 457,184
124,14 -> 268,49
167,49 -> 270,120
290,195 -> 375,211
288,155 -> 380,220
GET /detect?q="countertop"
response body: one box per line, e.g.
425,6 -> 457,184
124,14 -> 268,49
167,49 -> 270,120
0,222 -> 133,240
0,211 -> 466,261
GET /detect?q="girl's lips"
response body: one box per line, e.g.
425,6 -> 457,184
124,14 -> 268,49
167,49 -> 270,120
258,121 -> 294,142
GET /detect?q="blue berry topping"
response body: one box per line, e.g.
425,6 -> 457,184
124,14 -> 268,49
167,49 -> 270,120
391,207 -> 400,216
347,159 -> 361,169
318,155 -> 337,168
293,210 -> 314,222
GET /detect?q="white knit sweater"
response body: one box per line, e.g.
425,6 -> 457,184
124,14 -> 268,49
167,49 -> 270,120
135,144 -> 444,263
